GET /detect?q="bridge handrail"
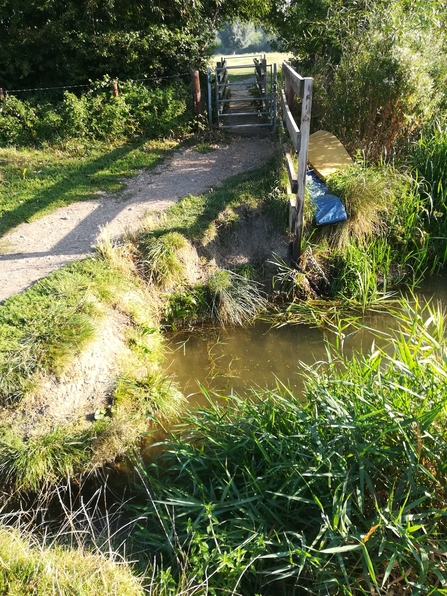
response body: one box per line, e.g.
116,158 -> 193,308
281,61 -> 313,262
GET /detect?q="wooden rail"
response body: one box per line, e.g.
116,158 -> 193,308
253,58 -> 268,111
216,59 -> 229,115
282,62 -> 313,262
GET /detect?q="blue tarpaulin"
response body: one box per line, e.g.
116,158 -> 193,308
307,170 -> 347,226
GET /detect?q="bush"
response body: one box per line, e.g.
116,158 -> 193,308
0,79 -> 191,147
311,2 -> 447,160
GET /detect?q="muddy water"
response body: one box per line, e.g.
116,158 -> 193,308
165,272 -> 447,407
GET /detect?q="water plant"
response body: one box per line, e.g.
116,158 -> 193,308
131,298 -> 447,595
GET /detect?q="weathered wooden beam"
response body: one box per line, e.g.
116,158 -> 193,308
282,61 -> 305,98
281,90 -> 301,151
285,151 -> 298,194
293,77 -> 313,262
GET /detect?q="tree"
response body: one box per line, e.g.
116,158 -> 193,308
0,0 -> 272,89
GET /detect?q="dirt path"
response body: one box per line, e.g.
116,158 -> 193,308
0,137 -> 274,303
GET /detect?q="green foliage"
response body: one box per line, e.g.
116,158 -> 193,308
318,2 -> 445,159
0,81 -> 190,147
0,0 -> 271,90
133,299 -> 447,594
217,21 -> 272,54
270,1 -> 447,158
411,120 -> 447,267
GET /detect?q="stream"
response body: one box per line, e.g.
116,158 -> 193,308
165,271 -> 447,408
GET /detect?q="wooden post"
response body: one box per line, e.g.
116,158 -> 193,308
293,77 -> 313,263
207,68 -> 212,125
284,62 -> 295,111
0,88 -> 4,99
111,80 -> 119,97
191,70 -> 202,115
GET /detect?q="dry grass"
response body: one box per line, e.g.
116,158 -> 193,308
0,526 -> 143,596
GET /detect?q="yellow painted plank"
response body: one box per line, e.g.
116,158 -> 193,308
308,130 -> 353,179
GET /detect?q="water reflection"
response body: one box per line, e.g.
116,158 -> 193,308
165,270 -> 447,407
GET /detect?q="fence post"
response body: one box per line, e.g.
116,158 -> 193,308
191,70 -> 202,115
293,77 -> 313,262
207,68 -> 213,125
111,80 -> 119,98
0,88 -> 4,99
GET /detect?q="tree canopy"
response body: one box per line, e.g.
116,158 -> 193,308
0,0 -> 271,89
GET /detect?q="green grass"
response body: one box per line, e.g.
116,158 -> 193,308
139,231 -> 187,288
411,121 -> 447,267
0,138 -> 178,236
294,161 -> 435,306
0,526 -> 144,595
207,268 -> 267,326
0,424 -> 99,492
131,298 -> 447,595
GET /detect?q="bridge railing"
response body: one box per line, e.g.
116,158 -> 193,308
281,62 -> 313,262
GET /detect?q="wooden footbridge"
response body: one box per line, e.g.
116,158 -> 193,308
207,56 -> 351,262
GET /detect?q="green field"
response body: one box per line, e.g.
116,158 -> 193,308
209,51 -> 292,75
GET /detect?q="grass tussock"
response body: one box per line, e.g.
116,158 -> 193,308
0,526 -> 143,596
139,231 -> 187,289
132,298 -> 447,595
0,425 -> 99,492
207,268 -> 267,326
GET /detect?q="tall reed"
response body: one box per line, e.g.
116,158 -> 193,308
411,121 -> 447,268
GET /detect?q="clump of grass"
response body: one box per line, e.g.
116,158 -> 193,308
301,161 -> 434,304
0,424 -> 100,492
0,525 -> 144,595
132,298 -> 447,595
138,231 -> 187,288
207,268 -> 267,326
326,162 -> 417,248
114,374 -> 186,423
164,285 -> 209,328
